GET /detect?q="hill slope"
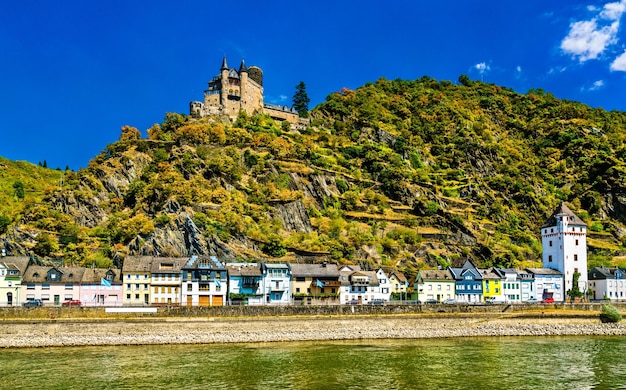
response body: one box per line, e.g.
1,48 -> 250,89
1,76 -> 625,277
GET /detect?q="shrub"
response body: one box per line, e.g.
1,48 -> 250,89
600,304 -> 622,323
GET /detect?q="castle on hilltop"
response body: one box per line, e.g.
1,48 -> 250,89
190,57 -> 305,124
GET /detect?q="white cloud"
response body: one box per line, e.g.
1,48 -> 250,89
516,65 -> 522,73
561,0 -> 626,62
475,62 -> 490,74
610,49 -> 626,70
590,80 -> 605,90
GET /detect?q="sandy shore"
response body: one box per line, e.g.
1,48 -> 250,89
1,313 -> 625,348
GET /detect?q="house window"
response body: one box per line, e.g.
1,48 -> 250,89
27,284 -> 35,290
296,288 -> 300,293
574,255 -> 578,261
548,255 -> 553,262
42,284 -> 50,290
126,294 -> 131,299
135,284 -> 140,289
65,284 -> 73,290
135,294 -> 139,299
549,241 -> 552,247
187,284 -> 192,292
575,239 -> 579,246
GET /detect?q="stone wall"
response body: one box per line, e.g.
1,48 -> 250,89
2,302 -> 622,320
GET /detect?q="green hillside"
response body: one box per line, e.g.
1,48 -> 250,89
1,76 -> 625,277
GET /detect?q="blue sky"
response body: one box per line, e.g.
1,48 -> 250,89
1,0 -> 626,170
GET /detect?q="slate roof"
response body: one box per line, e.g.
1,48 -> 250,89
81,268 -> 122,284
289,263 -> 339,278
226,263 -> 262,277
479,268 -> 501,280
149,257 -> 188,274
22,266 -> 86,284
417,270 -> 454,281
122,256 -> 154,273
1,256 -> 30,274
526,268 -> 563,276
389,271 -> 408,283
588,267 -> 626,280
541,203 -> 587,228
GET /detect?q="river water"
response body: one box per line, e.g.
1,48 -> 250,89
2,336 -> 625,389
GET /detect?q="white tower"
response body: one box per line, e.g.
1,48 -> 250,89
541,203 -> 588,296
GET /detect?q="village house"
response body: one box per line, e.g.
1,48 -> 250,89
290,262 -> 341,305
526,268 -> 564,302
182,256 -> 227,306
261,263 -> 292,304
150,257 -> 187,306
449,260 -> 483,303
79,268 -> 123,307
122,256 -> 153,306
21,265 -> 86,306
0,256 -> 29,306
414,269 -> 455,303
588,266 -> 626,301
226,263 -> 264,305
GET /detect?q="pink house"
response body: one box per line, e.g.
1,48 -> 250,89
21,266 -> 85,306
79,268 -> 123,307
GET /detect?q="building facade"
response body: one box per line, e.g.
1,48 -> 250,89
0,256 -> 29,306
541,203 -> 588,295
182,256 -> 227,306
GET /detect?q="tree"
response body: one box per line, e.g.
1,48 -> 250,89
0,215 -> 10,234
567,271 -> 584,301
13,180 -> 24,200
292,81 -> 310,118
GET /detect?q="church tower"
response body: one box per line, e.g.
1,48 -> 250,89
541,203 -> 588,295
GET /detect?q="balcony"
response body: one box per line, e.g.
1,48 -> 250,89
311,280 -> 341,288
270,284 -> 286,292
242,282 -> 259,288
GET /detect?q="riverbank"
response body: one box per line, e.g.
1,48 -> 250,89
1,312 -> 625,348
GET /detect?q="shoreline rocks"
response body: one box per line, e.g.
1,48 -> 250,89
1,314 -> 624,348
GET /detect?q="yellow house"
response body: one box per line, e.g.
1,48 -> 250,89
389,271 -> 408,294
480,268 -> 505,303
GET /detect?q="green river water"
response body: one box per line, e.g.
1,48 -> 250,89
2,336 -> 625,389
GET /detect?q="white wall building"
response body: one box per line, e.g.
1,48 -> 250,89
541,203 -> 588,295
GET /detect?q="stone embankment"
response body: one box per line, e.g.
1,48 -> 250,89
1,314 -> 625,348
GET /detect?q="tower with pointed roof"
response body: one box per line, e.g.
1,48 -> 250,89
541,203 -> 588,295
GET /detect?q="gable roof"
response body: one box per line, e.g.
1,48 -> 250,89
1,256 -> 30,274
22,266 -> 86,284
82,268 -> 122,284
526,268 -> 563,276
541,203 -> 587,228
226,263 -> 262,277
389,271 -> 408,283
417,269 -> 454,282
289,263 -> 339,278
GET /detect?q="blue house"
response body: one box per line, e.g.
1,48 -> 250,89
226,263 -> 264,305
449,260 -> 483,303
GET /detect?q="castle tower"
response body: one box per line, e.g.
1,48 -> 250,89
239,58 -> 248,107
220,56 -> 229,106
541,203 -> 588,295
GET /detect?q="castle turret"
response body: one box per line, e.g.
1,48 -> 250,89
220,56 -> 229,105
541,202 -> 588,296
239,58 -> 248,106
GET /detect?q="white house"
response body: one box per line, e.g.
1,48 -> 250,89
527,268 -> 564,302
588,267 -> 626,301
414,269 -> 455,302
260,263 -> 292,304
541,203 -> 587,295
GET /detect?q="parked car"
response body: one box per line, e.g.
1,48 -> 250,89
23,299 -> 43,307
442,299 -> 457,304
347,299 -> 360,305
62,300 -> 82,307
524,298 -> 539,304
425,299 -> 438,304
369,299 -> 386,305
541,297 -> 555,304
